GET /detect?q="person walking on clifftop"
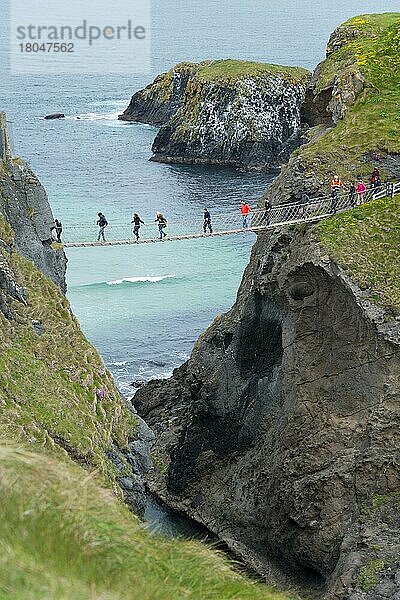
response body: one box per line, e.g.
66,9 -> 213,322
131,213 -> 144,241
203,208 -> 213,234
155,212 -> 167,240
96,212 -> 108,242
241,201 -> 252,228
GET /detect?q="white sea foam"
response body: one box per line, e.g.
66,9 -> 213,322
106,275 -> 174,286
68,110 -> 121,121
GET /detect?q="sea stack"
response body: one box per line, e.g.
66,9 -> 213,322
119,60 -> 311,171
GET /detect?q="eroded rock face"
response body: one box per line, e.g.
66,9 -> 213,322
108,414 -> 155,516
135,227 -> 400,598
302,24 -> 367,129
327,66 -> 365,124
0,255 -> 27,320
0,161 -> 67,293
120,62 -> 310,171
119,64 -> 196,126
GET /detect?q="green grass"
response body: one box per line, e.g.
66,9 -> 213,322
153,60 -> 309,107
301,13 -> 400,179
0,440 -> 291,600
0,208 -> 292,600
357,559 -> 392,592
316,195 -> 400,313
195,59 -> 309,83
0,215 -> 137,483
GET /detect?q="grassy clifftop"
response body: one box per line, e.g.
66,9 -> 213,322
316,194 -> 400,314
145,59 -> 309,106
302,12 -> 400,178
194,59 -> 309,83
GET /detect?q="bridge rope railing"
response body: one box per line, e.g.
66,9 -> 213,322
60,181 -> 399,246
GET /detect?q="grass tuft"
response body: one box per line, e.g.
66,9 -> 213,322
316,195 -> 400,313
0,440 -> 290,600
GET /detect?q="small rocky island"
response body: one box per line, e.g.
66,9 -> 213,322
119,60 -> 310,170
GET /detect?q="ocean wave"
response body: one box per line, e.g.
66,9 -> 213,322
106,275 -> 175,286
67,110 -> 121,122
73,275 -> 176,291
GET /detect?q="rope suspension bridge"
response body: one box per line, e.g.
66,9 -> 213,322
61,182 -> 400,249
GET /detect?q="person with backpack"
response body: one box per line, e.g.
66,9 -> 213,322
96,212 -> 108,242
356,178 -> 367,205
51,219 -> 63,243
155,212 -> 167,240
131,213 -> 145,241
203,208 -> 213,234
263,200 -> 272,225
240,201 -> 252,228
371,167 -> 381,189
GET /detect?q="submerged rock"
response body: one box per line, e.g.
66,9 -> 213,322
120,60 -> 311,171
44,113 -> 65,120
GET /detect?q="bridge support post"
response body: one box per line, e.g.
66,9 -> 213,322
385,182 -> 395,199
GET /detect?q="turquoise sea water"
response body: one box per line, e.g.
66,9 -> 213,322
1,0 -> 396,394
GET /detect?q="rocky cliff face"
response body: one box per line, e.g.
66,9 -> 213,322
133,13 -> 400,599
120,60 -> 310,170
0,160 -> 67,292
135,221 -> 400,598
119,63 -> 197,126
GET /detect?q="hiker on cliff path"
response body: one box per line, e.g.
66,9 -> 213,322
131,213 -> 145,241
96,212 -> 108,242
371,167 -> 381,189
241,201 -> 252,228
155,212 -> 167,240
203,208 -> 213,234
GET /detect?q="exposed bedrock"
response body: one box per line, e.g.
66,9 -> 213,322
135,226 -> 400,598
0,161 -> 67,292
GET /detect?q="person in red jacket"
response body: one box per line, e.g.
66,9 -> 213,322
241,201 -> 252,228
